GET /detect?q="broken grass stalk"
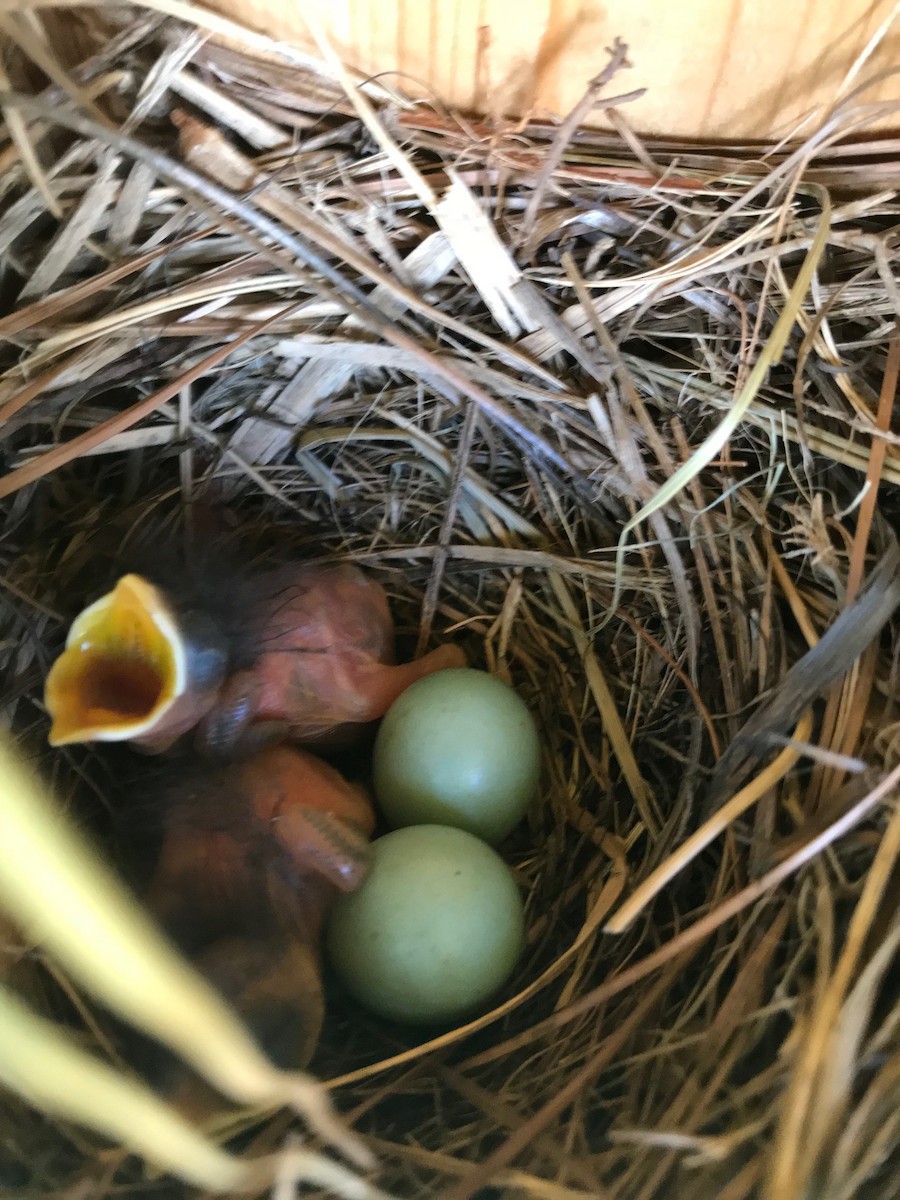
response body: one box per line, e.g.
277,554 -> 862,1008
0,736 -> 371,1168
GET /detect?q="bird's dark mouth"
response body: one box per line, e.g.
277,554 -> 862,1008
74,653 -> 166,719
45,574 -> 182,745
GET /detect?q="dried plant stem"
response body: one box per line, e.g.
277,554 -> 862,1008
0,303 -> 306,498
606,710 -> 814,934
0,738 -> 370,1168
767,795 -> 900,1200
811,334 -> 900,805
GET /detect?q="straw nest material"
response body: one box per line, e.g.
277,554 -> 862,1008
2,5 -> 900,1199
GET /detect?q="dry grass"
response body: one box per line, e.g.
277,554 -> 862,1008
1,5 -> 900,1198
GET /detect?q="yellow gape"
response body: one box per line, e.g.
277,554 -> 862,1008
45,575 -> 185,747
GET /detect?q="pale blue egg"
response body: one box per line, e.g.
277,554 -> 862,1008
372,668 -> 540,844
326,825 -> 525,1024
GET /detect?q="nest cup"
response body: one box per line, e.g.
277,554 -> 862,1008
1,6 -> 900,1199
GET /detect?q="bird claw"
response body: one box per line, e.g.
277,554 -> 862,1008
271,807 -> 373,893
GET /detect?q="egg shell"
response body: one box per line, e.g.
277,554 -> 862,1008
326,825 -> 525,1024
372,668 -> 541,844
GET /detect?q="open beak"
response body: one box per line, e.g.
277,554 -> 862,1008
45,574 -> 225,753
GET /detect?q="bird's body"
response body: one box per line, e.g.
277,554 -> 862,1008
146,744 -> 375,925
46,561 -> 465,755
201,564 -> 465,754
140,745 -> 376,1083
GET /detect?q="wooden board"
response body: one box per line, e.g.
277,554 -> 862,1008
205,0 -> 900,139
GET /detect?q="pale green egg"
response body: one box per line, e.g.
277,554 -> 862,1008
326,825 -> 525,1024
372,668 -> 540,844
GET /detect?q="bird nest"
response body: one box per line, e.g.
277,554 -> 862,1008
1,5 -> 900,1199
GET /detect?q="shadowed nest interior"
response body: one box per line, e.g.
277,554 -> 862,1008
1,5 -> 900,1199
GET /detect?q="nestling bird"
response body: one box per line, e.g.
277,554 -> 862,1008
137,744 -> 377,1086
44,561 -> 465,756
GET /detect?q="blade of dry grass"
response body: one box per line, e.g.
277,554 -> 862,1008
811,335 -> 900,805
606,710 -> 814,934
0,302 -> 304,498
0,984 -> 390,1197
767,798 -> 900,1200
603,184 -> 831,627
0,738 -> 370,1167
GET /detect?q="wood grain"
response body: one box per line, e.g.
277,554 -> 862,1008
203,0 -> 900,138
